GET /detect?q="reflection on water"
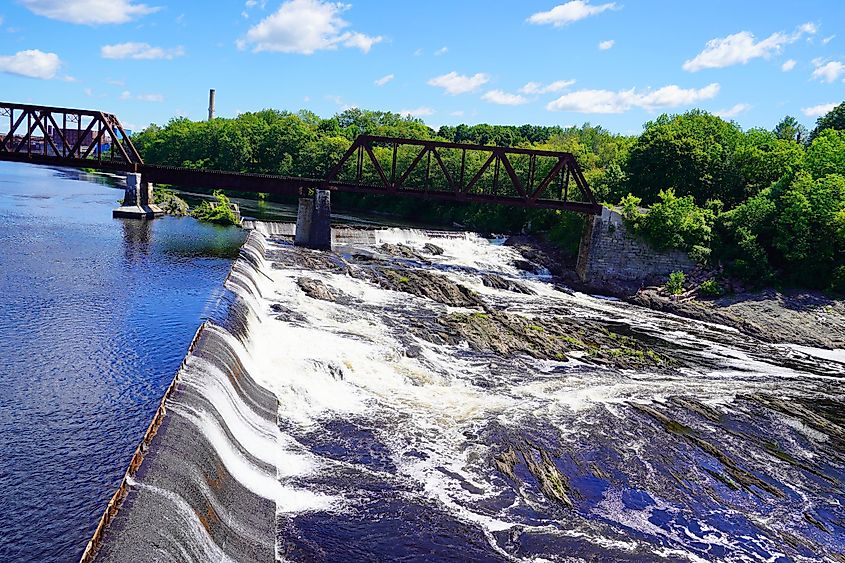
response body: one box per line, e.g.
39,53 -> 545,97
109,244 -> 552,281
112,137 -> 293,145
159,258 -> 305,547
0,162 -> 245,562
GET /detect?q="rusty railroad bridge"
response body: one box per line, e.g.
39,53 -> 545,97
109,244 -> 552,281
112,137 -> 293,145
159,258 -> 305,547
0,101 -> 600,246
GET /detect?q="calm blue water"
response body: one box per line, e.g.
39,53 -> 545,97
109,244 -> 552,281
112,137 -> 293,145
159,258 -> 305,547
0,163 -> 246,562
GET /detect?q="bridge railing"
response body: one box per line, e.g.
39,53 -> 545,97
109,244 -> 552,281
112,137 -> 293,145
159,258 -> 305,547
0,102 -> 142,171
322,135 -> 601,214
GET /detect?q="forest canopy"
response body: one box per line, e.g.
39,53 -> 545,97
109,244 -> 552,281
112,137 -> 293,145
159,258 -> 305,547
132,101 -> 845,291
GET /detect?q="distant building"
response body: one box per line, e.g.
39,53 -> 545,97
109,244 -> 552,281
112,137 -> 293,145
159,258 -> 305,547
47,126 -> 111,149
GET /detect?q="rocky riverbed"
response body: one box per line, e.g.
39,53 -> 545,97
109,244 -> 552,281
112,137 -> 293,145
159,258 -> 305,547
92,223 -> 845,562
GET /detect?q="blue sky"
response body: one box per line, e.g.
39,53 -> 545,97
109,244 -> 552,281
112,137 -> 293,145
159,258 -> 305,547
1,0 -> 843,134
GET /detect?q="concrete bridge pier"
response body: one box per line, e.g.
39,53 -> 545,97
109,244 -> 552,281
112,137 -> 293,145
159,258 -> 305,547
113,173 -> 164,220
295,189 -> 332,250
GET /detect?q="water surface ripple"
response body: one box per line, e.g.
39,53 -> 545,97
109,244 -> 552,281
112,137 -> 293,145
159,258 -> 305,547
0,163 -> 245,562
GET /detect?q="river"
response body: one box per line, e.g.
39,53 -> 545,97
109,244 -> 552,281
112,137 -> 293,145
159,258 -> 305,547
0,163 -> 246,562
3,163 -> 845,562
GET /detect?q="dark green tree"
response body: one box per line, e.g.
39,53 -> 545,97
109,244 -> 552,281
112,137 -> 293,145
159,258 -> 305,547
809,101 -> 845,141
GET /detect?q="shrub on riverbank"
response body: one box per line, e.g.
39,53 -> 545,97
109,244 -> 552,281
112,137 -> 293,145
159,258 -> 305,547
191,191 -> 239,225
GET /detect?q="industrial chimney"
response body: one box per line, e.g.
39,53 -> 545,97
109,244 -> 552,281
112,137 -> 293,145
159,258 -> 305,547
208,89 -> 216,121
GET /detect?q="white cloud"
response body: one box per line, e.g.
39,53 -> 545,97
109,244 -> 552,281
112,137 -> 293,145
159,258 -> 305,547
435,46 -> 448,56
481,90 -> 529,105
120,90 -> 164,102
802,103 -> 836,117
822,35 -> 835,45
547,83 -> 720,113
450,110 -> 464,117
101,42 -> 185,60
714,103 -> 751,118
399,107 -> 434,117
239,0 -> 382,54
527,1 -> 617,27
781,59 -> 796,71
519,79 -> 575,94
598,39 -> 614,50
428,71 -> 489,95
20,0 -> 159,25
683,23 -> 816,71
0,49 -> 61,79
811,58 -> 845,83
374,73 -> 394,86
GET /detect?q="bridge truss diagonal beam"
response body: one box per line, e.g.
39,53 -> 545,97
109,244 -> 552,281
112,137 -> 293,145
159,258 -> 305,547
0,101 -> 601,215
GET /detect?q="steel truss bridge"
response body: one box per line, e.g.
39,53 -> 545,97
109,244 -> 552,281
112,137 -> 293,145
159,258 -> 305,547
0,102 -> 601,215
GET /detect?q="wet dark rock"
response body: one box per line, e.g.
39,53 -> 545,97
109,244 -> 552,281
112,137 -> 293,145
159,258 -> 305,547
630,288 -> 845,348
422,243 -> 444,256
480,273 -> 534,295
633,403 -> 785,498
358,266 -> 483,308
379,243 -> 429,262
270,303 -> 308,323
513,259 -> 541,274
409,310 -> 666,368
269,247 -> 351,274
297,277 -> 337,302
495,444 -> 575,508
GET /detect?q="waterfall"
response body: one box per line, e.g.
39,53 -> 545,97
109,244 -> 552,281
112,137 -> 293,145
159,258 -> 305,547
87,222 -> 845,562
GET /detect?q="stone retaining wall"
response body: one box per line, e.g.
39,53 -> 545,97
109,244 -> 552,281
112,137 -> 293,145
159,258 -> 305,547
577,207 -> 693,286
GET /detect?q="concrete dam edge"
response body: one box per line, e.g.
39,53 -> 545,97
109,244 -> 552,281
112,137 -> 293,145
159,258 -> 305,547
81,227 -> 281,563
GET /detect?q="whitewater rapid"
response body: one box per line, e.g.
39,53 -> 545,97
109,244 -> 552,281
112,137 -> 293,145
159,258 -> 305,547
90,223 -> 845,562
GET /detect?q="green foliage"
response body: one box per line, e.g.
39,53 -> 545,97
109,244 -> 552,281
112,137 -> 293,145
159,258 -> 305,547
132,100 -> 845,291
805,129 -> 845,179
191,190 -> 239,225
774,115 -> 808,143
621,189 -> 714,252
625,110 -> 745,206
809,101 -> 845,141
665,271 -> 686,295
699,278 -> 724,297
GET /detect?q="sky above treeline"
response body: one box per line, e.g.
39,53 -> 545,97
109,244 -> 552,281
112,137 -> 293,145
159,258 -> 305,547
1,0 -> 843,134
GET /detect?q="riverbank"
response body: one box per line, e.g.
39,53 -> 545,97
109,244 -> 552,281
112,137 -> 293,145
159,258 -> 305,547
505,233 -> 845,350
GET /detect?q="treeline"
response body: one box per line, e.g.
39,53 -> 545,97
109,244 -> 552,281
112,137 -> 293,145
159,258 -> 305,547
133,101 -> 845,290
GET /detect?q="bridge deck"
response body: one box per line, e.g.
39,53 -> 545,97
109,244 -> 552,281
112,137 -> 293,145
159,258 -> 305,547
0,101 -> 602,215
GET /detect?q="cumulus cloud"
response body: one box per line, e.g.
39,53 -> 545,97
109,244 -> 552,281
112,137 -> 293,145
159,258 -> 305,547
374,73 -> 394,86
811,58 -> 845,83
238,0 -> 382,54
598,39 -> 614,50
399,107 -> 434,117
527,1 -> 617,27
481,90 -> 529,105
781,59 -> 797,71
822,35 -> 835,45
20,0 -> 159,24
0,49 -> 61,79
434,46 -> 448,56
519,79 -> 575,94
428,71 -> 489,95
546,83 -> 720,113
802,103 -> 836,117
101,42 -> 185,60
683,23 -> 816,71
714,103 -> 752,118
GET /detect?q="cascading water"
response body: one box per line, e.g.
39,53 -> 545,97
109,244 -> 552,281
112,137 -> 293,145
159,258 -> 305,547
90,223 -> 845,562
